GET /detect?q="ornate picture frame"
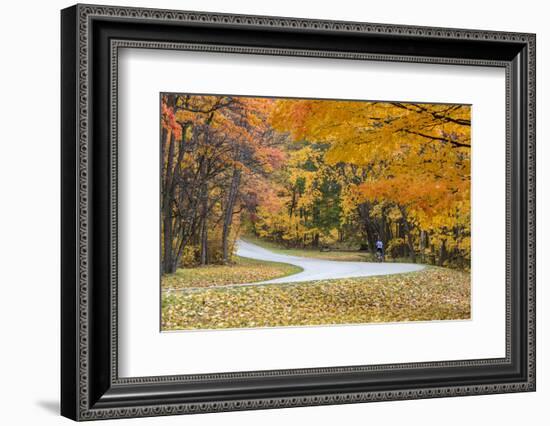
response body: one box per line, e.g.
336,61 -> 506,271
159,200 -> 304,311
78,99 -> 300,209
61,4 -> 535,421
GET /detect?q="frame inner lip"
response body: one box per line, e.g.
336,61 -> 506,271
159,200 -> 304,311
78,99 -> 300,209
109,39 -> 513,385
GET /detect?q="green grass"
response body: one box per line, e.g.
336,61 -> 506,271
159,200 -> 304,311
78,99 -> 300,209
162,267 -> 471,330
161,256 -> 302,290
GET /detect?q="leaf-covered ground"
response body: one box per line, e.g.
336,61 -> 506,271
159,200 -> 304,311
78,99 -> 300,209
161,256 -> 303,290
241,236 -> 374,262
161,267 -> 470,330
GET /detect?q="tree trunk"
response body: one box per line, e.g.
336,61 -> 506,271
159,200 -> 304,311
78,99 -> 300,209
200,216 -> 208,265
162,130 -> 176,274
438,239 -> 447,266
200,179 -> 209,266
222,167 -> 242,264
380,210 -> 388,243
358,203 -> 377,254
420,230 -> 427,263
399,206 -> 416,263
161,119 -> 193,274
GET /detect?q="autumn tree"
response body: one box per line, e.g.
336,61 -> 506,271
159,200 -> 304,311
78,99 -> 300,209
161,95 -> 284,273
161,94 -> 471,274
269,99 -> 471,265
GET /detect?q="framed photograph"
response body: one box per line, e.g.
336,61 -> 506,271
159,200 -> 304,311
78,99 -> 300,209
61,4 -> 536,421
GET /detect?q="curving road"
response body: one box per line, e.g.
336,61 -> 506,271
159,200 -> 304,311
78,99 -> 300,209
236,239 -> 425,285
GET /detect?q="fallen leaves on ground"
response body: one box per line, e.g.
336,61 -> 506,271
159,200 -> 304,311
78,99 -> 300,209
161,267 -> 470,330
161,256 -> 302,289
242,236 -> 372,262
268,250 -> 371,262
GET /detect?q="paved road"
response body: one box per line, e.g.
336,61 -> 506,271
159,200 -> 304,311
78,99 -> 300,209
236,239 -> 425,284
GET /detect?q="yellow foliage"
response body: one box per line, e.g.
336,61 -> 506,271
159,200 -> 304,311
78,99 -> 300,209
268,98 -> 471,260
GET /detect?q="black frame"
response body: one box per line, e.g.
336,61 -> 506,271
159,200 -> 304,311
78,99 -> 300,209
61,4 -> 536,421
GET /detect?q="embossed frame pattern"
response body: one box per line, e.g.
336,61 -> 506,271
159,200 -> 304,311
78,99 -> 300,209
61,3 -> 536,421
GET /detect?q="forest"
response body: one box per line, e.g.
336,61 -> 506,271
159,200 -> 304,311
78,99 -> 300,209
161,93 -> 471,273
160,93 -> 471,330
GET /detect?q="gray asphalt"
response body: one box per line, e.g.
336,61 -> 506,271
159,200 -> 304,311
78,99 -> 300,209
236,239 -> 425,284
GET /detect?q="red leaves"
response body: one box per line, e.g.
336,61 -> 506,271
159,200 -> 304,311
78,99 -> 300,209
161,102 -> 181,139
